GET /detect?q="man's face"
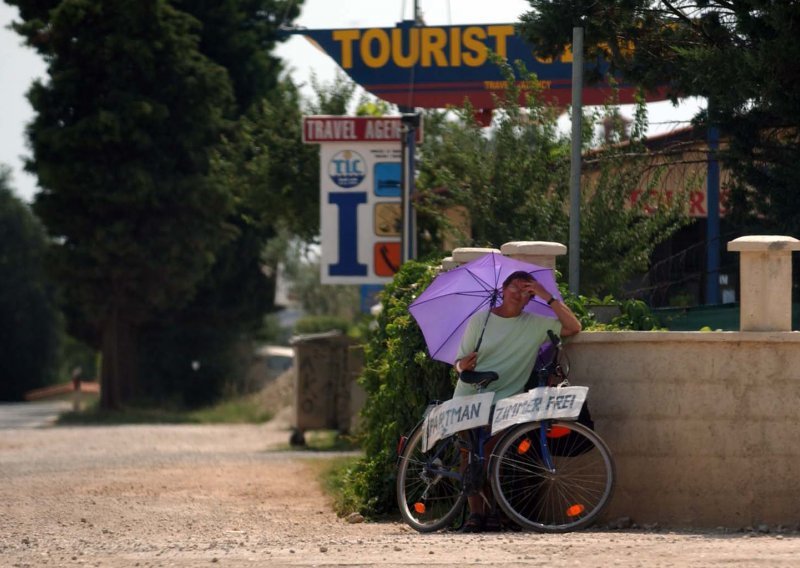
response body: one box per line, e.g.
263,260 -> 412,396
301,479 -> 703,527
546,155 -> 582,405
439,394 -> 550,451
503,279 -> 532,304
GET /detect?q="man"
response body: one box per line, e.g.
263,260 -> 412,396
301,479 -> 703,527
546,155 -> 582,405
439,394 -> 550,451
453,270 -> 581,531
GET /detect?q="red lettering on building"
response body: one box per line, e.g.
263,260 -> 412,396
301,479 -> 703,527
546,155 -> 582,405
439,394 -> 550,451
689,190 -> 706,216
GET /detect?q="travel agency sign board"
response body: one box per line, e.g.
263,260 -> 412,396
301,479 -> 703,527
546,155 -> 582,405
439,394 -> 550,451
303,116 -> 423,284
297,21 -> 666,109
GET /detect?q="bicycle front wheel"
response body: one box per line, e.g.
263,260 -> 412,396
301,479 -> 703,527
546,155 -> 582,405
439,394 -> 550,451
396,426 -> 466,533
490,420 -> 615,533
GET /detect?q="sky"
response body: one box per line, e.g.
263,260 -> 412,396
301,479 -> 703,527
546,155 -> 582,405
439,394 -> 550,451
1,0 -> 703,203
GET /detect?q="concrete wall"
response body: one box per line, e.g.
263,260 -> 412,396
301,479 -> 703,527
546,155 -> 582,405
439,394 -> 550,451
566,331 -> 800,528
438,237 -> 800,527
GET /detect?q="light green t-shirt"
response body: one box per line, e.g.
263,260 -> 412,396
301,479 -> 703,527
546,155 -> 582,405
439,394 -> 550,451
453,311 -> 561,402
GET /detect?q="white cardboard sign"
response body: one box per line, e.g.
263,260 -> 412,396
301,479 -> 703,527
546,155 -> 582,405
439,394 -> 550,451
422,393 -> 494,452
491,386 -> 588,436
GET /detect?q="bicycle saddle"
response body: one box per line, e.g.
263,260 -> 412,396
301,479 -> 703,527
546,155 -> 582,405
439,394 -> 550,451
459,370 -> 499,385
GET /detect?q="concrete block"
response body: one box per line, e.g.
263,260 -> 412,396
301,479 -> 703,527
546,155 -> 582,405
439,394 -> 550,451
451,247 -> 500,264
728,235 -> 800,331
500,241 -> 567,269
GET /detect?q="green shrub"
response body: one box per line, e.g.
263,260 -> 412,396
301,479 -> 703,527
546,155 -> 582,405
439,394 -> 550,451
348,260 -> 663,516
610,299 -> 662,330
560,287 -> 662,331
313,456 -> 363,517
349,259 -> 454,516
294,315 -> 351,335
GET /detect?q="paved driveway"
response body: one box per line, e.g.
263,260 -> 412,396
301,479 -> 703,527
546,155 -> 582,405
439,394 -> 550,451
0,400 -> 71,429
2,416 -> 800,567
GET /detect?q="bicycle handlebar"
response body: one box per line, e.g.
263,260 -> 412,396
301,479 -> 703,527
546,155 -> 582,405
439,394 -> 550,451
531,330 -> 563,387
547,329 -> 561,350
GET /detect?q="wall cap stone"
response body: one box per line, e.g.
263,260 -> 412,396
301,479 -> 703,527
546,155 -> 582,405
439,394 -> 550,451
566,330 -> 800,344
440,257 -> 459,270
451,247 -> 501,263
727,235 -> 800,253
501,241 -> 568,256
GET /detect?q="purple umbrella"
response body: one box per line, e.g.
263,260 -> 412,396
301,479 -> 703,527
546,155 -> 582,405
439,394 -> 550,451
409,252 -> 562,365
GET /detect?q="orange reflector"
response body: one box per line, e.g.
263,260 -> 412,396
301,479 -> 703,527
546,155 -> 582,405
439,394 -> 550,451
566,504 -> 585,517
414,502 -> 426,514
517,438 -> 531,454
547,426 -> 570,438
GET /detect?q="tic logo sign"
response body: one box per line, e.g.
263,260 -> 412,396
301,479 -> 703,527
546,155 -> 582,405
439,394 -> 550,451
303,116 -> 423,285
329,150 -> 366,188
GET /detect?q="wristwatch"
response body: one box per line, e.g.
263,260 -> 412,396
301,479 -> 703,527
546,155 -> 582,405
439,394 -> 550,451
547,296 -> 557,305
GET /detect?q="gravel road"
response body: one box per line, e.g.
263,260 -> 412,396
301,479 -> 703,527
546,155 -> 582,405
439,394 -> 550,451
1,408 -> 799,567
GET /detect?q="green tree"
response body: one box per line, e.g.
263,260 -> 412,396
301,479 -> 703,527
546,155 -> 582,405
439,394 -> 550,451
0,166 -> 61,400
135,80 -> 318,407
270,235 -> 361,320
10,0 -> 236,409
126,2 -> 306,406
224,72 -> 374,341
416,96 -> 569,254
350,259 -> 453,516
174,0 -> 303,114
518,1 -> 800,240
579,101 -> 694,295
167,72 -> 368,394
416,63 -> 690,296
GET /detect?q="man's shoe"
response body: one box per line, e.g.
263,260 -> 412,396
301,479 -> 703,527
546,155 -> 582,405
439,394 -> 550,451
461,513 -> 485,533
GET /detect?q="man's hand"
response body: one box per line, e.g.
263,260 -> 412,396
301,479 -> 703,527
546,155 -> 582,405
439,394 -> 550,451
524,280 -> 551,301
457,351 -> 478,372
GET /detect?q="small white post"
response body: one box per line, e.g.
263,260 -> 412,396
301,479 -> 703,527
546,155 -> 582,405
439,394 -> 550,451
451,247 -> 501,266
727,235 -> 800,331
501,241 -> 568,269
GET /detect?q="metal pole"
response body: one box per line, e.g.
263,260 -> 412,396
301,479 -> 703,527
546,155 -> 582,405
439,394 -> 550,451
408,123 -> 417,260
568,26 -> 584,295
706,123 -> 721,304
400,113 -> 419,262
400,124 -> 408,263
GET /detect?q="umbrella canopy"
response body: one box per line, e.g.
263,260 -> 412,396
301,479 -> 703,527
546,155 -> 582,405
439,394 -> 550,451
409,252 -> 561,364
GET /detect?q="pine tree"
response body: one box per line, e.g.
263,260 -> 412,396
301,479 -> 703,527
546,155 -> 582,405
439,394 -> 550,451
12,0 -> 236,408
0,166 -> 61,400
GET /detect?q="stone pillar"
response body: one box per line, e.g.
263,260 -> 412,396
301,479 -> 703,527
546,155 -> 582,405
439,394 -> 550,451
500,241 -> 568,269
440,257 -> 459,271
727,235 -> 800,331
451,247 -> 501,266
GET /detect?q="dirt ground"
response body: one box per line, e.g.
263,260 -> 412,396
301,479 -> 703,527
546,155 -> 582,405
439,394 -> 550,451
2,406 -> 800,568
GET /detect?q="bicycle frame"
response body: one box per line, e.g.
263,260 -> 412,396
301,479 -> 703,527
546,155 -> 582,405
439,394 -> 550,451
401,332 -> 564,495
506,332 -> 564,473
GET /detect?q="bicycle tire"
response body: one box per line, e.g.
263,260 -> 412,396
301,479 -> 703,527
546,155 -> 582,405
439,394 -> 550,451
396,425 -> 467,533
490,420 -> 615,533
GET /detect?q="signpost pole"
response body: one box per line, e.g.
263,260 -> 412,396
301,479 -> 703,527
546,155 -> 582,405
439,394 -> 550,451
568,26 -> 584,295
408,123 -> 418,260
400,123 -> 408,262
401,112 -> 420,262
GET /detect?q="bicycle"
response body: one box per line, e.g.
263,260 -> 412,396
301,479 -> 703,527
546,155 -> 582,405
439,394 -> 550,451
396,331 -> 615,533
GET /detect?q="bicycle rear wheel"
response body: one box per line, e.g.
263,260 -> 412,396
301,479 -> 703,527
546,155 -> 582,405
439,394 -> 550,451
490,420 -> 615,533
396,425 -> 466,532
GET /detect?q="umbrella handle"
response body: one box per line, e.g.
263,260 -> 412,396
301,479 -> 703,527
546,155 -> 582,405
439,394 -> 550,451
474,290 -> 499,353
